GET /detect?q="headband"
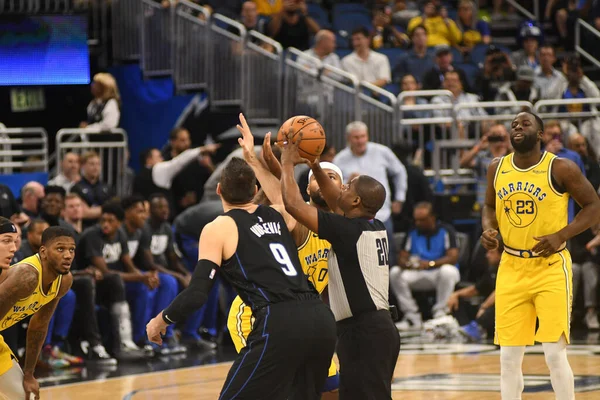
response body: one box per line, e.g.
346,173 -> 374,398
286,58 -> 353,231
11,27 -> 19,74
0,222 -> 17,234
308,162 -> 344,183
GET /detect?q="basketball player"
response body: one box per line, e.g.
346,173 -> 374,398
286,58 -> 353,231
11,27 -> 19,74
482,111 -> 600,400
146,156 -> 337,399
226,118 -> 341,397
0,222 -> 75,400
0,217 -> 18,269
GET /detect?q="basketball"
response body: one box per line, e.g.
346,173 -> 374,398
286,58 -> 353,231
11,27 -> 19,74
276,115 -> 326,162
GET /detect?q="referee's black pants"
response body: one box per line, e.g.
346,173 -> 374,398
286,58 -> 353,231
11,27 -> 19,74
337,309 -> 400,400
219,299 -> 337,400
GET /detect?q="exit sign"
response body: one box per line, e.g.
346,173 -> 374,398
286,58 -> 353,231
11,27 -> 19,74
10,88 -> 46,112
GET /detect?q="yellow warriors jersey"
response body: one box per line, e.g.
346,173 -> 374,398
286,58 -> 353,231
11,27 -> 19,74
494,152 -> 569,251
297,230 -> 331,294
0,254 -> 62,375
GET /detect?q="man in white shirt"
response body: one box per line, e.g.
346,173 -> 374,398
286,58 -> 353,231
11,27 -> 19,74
341,27 -> 391,88
431,70 -> 487,119
299,29 -> 341,72
534,45 -> 565,100
49,152 -> 81,192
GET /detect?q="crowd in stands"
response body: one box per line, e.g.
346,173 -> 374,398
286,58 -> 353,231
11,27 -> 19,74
3,0 -> 600,371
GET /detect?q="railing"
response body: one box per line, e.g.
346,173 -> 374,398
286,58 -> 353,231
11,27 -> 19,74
504,0 -> 538,21
455,101 -> 533,139
55,129 -> 129,196
112,0 -> 142,61
173,1 -> 211,91
575,19 -> 600,69
358,82 -> 397,147
0,128 -> 48,174
534,98 -> 600,130
141,0 -> 173,77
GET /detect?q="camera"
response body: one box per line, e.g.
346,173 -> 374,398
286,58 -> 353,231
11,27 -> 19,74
488,135 -> 504,143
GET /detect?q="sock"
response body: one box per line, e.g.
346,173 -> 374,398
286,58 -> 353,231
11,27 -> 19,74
500,345 -> 526,399
542,335 -> 574,400
111,301 -> 135,346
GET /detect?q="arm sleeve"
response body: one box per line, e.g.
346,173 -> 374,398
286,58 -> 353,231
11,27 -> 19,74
85,99 -> 120,130
152,147 -> 202,189
317,209 -> 359,245
384,147 -> 407,202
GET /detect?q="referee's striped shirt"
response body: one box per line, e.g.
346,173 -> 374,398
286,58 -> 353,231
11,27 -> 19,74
317,210 -> 390,321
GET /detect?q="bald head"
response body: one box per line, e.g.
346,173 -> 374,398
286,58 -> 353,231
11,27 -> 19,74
354,175 -> 386,217
314,30 -> 336,57
569,132 -> 587,157
22,181 -> 45,214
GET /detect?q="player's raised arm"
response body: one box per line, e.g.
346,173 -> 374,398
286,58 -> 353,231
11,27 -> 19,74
281,134 -> 320,234
309,161 -> 343,215
146,218 -> 227,344
532,158 -> 600,257
481,157 -> 501,250
262,134 -> 282,180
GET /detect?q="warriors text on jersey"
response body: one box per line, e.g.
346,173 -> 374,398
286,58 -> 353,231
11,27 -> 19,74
297,230 -> 331,294
0,254 -> 62,375
494,151 -> 569,252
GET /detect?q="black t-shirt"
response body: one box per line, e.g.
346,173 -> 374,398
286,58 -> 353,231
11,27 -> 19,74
273,15 -> 310,50
144,221 -> 174,268
317,210 -> 390,321
76,225 -> 129,272
220,206 -> 318,311
0,184 -> 20,218
121,225 -> 150,265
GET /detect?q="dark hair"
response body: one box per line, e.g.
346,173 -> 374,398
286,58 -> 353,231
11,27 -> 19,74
139,148 -> 158,167
410,24 -> 427,38
414,201 -> 435,216
351,26 -> 370,38
169,127 -> 188,141
28,219 -> 49,233
41,226 -> 75,245
101,202 -> 125,221
521,111 -> 544,132
220,157 -> 257,205
148,193 -> 168,203
539,44 -> 554,54
121,195 -> 146,211
354,175 -> 386,217
44,185 -> 66,199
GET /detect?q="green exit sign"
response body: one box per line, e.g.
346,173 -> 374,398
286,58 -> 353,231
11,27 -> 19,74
10,88 -> 46,112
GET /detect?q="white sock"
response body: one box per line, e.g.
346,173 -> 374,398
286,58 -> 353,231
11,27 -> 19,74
542,335 -> 574,400
500,345 -> 526,399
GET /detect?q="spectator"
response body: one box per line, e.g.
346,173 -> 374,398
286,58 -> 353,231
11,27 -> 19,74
535,45 -> 565,100
592,0 -> 600,31
456,0 -> 491,53
391,201 -> 460,329
547,56 -> 600,109
545,0 -> 585,50
20,182 -> 45,219
268,0 -> 319,50
63,193 -> 84,237
20,219 -> 49,258
120,196 -> 186,354
407,0 -> 461,46
431,70 -> 487,119
75,203 -> 153,358
39,186 -> 74,230
49,152 -> 81,192
300,29 -> 341,69
475,45 -> 515,102
240,1 -> 267,34
447,243 -> 500,341
333,121 -> 407,267
254,0 -> 282,15
422,45 -> 469,91
460,123 -> 510,206
569,133 -> 600,199
510,23 -> 542,69
80,73 -> 121,130
10,223 -> 24,264
341,27 -> 392,88
495,65 -> 540,115
371,8 -> 409,49
0,184 -> 28,225
392,25 -> 435,84
399,74 -> 431,119
71,151 -> 115,228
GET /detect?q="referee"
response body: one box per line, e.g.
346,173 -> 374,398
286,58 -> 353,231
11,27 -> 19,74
281,137 -> 400,400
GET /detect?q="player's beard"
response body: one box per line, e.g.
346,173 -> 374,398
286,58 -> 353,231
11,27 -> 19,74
309,190 -> 328,208
511,134 -> 538,153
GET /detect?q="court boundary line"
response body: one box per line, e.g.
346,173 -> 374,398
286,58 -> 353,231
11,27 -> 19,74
41,360 -> 234,390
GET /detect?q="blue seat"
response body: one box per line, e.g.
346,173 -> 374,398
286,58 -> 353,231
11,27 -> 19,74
455,62 -> 480,90
378,48 -> 406,71
470,43 -> 512,66
333,3 -> 370,15
384,83 -> 401,96
449,46 -> 464,63
333,12 -> 372,37
336,32 -> 351,49
335,48 -> 353,60
307,3 -> 330,29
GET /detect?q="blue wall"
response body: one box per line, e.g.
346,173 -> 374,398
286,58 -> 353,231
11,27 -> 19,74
108,65 -> 202,171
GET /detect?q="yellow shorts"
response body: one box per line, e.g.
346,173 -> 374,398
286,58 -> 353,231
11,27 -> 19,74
227,296 -> 338,380
0,334 -> 15,376
495,249 -> 572,346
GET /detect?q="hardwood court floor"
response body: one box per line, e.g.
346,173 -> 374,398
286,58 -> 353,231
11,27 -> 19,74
41,351 -> 600,399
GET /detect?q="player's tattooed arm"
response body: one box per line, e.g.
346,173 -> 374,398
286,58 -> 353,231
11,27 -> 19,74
0,265 -> 38,322
481,158 -> 501,250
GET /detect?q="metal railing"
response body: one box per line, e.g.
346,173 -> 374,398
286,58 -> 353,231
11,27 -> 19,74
504,0 -> 538,21
112,0 -> 142,61
208,14 -> 246,108
173,1 -> 211,91
283,49 -> 325,127
534,98 -> 600,129
575,19 -> 600,69
0,128 -> 48,174
455,101 -> 533,140
141,0 -> 173,77
358,82 -> 397,147
55,129 -> 129,196
242,31 -> 284,125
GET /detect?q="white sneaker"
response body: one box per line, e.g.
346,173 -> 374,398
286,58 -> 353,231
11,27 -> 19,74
395,313 -> 422,331
432,309 -> 448,319
121,340 -> 140,351
585,311 -> 600,330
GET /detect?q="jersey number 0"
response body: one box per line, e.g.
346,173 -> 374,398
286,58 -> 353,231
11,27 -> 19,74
269,243 -> 298,277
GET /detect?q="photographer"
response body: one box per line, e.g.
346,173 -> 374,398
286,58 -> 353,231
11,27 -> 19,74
268,0 -> 320,51
495,65 -> 540,115
546,55 -> 600,104
474,45 -> 515,101
407,0 -> 462,47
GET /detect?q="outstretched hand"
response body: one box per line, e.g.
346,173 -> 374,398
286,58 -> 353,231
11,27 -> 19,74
280,128 -> 309,166
236,113 -> 257,162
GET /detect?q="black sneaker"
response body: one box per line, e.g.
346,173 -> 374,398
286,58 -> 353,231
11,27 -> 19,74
164,336 -> 188,355
180,335 -> 217,351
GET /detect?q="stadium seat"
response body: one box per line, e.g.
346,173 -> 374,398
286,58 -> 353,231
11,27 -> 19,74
470,43 -> 511,66
384,83 -> 401,96
332,3 -> 370,15
307,3 -> 330,29
336,32 -> 351,49
378,48 -> 406,71
449,46 -> 464,63
335,48 -> 353,60
333,13 -> 373,38
455,62 -> 480,90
